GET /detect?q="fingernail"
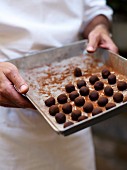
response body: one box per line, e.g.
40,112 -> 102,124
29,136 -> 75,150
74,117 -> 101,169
20,84 -> 28,93
87,46 -> 94,51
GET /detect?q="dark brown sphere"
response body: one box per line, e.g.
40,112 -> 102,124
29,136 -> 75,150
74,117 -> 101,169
102,69 -> 111,79
117,81 -> 127,91
79,86 -> 89,96
77,79 -> 86,89
92,107 -> 102,116
64,121 -> 74,128
74,67 -> 82,77
105,103 -> 116,110
49,105 -> 59,116
74,96 -> 85,107
83,102 -> 94,113
104,86 -> 114,96
78,115 -> 88,122
69,91 -> 79,101
113,92 -> 123,103
89,75 -> 99,85
94,81 -> 104,91
57,93 -> 68,104
62,103 -> 72,114
55,112 -> 66,124
71,110 -> 82,121
97,96 -> 108,107
108,74 -> 116,84
65,83 -> 75,93
45,97 -> 55,107
89,90 -> 99,101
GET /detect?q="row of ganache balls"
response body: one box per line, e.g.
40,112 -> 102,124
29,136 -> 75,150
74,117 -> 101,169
44,68 -> 127,128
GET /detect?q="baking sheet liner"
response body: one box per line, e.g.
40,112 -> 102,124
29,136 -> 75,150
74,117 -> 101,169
9,40 -> 127,136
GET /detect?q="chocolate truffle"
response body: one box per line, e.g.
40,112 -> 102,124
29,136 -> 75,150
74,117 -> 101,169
55,112 -> 66,124
97,96 -> 108,107
108,74 -> 116,84
79,86 -> 89,96
74,67 -> 82,77
117,81 -> 127,91
69,91 -> 79,101
123,96 -> 127,103
77,79 -> 86,89
65,83 -> 75,93
104,86 -> 114,96
94,81 -> 104,91
71,110 -> 82,121
89,75 -> 99,85
78,115 -> 88,122
92,107 -> 102,116
62,103 -> 72,114
105,102 -> 116,110
49,105 -> 59,116
102,69 -> 111,79
45,97 -> 55,107
83,102 -> 94,113
113,92 -> 123,103
57,93 -> 68,104
89,90 -> 99,101
74,96 -> 85,107
64,121 -> 74,128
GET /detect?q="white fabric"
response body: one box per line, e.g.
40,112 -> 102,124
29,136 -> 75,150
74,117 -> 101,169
0,0 -> 112,170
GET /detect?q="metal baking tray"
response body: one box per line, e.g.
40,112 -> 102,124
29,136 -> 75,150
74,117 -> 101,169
9,40 -> 127,136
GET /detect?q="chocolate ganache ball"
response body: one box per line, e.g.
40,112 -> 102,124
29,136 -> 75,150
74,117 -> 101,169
57,93 -> 68,104
92,107 -> 102,116
104,85 -> 114,96
117,81 -> 127,91
64,121 -> 74,128
55,112 -> 66,124
97,96 -> 108,107
113,92 -> 123,103
105,102 -> 116,110
49,105 -> 59,116
45,97 -> 55,107
83,102 -> 94,113
65,83 -> 75,93
77,79 -> 86,89
69,91 -> 79,101
74,96 -> 85,107
62,103 -> 72,114
102,68 -> 111,79
74,67 -> 82,77
108,74 -> 116,84
89,75 -> 99,85
89,90 -> 99,101
94,81 -> 104,91
71,110 -> 82,121
79,86 -> 89,96
78,115 -> 88,122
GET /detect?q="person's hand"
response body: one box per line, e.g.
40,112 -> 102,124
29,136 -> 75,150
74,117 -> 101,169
86,24 -> 118,53
0,62 -> 34,108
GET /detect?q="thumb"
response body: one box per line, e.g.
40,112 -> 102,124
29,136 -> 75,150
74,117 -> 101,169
86,35 -> 99,53
5,63 -> 29,94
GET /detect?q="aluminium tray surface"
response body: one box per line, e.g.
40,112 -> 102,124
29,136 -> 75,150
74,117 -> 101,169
10,40 -> 127,136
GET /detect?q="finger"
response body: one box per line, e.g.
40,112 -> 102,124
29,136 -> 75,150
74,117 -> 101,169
99,37 -> 119,53
86,34 -> 100,53
4,63 -> 29,94
0,94 -> 19,107
1,77 -> 34,109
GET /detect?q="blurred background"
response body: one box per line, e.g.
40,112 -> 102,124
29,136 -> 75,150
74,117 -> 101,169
92,1 -> 127,170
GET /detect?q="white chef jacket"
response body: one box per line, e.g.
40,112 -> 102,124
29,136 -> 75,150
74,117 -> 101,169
0,1 -> 112,170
